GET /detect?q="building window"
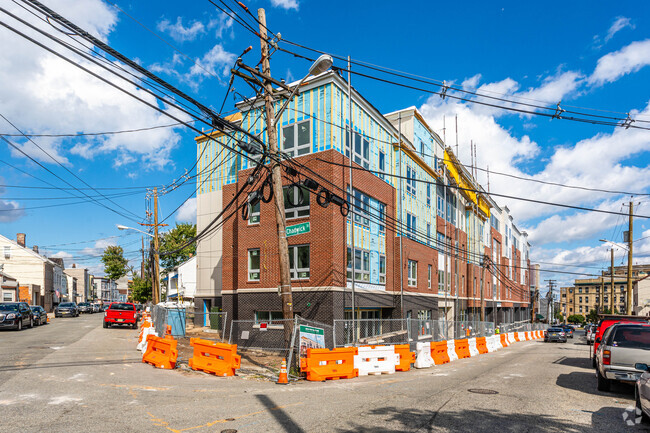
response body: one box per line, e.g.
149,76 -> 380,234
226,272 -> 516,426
579,306 -> 583,313
352,189 -> 370,226
2,291 -> 13,301
282,120 -> 311,157
379,255 -> 386,284
283,184 -> 310,219
579,297 -> 582,303
255,311 -> 284,325
249,200 -> 260,224
248,249 -> 260,281
406,166 -> 416,195
347,248 -> 370,282
426,183 -> 431,206
378,151 -> 385,179
378,203 -> 386,233
585,297 -> 589,304
406,213 -> 416,240
426,224 -> 431,246
585,288 -> 589,293
408,260 -> 417,287
439,255 -> 446,292
428,265 -> 432,289
579,288 -> 582,293
3,246 -> 10,259
346,129 -> 370,169
289,245 -> 310,279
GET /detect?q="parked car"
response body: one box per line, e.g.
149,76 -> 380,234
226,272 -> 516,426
92,303 -> 100,313
595,323 -> 650,392
103,302 -> 138,329
77,302 -> 92,314
30,305 -> 47,325
544,327 -> 568,343
0,302 -> 34,330
55,302 -> 79,318
635,363 -> 650,423
586,324 -> 596,343
135,304 -> 143,321
593,315 -> 649,367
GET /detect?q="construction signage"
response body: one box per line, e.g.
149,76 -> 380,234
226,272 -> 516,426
299,325 -> 325,358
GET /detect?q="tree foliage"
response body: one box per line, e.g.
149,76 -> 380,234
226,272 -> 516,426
130,275 -> 151,303
586,309 -> 599,323
554,311 -> 564,322
567,314 -> 585,324
101,245 -> 128,281
159,223 -> 196,274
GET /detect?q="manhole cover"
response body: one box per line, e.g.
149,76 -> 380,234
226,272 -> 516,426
468,389 -> 499,395
221,430 -> 237,433
225,418 -> 235,421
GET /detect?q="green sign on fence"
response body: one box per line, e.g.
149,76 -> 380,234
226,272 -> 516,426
286,221 -> 310,237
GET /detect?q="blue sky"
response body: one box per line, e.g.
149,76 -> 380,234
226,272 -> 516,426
1,0 -> 649,289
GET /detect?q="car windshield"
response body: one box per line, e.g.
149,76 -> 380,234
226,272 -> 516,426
79,303 -> 89,306
30,306 -> 40,311
110,303 -> 134,311
0,304 -> 19,311
610,327 -> 650,349
548,328 -> 563,332
59,303 -> 75,307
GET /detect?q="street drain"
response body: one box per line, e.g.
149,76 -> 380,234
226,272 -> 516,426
468,389 -> 498,395
220,430 -> 237,433
225,418 -> 235,421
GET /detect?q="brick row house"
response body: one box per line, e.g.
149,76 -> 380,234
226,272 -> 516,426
194,71 -> 532,328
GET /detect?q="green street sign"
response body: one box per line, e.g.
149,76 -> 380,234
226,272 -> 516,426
286,222 -> 310,237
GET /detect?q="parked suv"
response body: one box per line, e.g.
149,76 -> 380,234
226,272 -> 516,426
0,302 -> 34,330
544,327 -> 568,343
593,315 -> 649,368
77,302 -> 92,314
595,323 -> 650,391
103,302 -> 138,329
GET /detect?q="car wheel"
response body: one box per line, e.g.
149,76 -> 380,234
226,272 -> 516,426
103,321 -> 108,328
16,320 -> 22,331
597,367 -> 611,392
592,357 -> 597,369
28,317 -> 33,328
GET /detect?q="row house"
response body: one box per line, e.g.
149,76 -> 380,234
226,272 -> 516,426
194,71 -> 531,327
0,233 -> 66,311
64,264 -> 91,303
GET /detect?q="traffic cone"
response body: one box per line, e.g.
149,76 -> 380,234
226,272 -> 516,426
164,325 -> 173,340
277,358 -> 289,385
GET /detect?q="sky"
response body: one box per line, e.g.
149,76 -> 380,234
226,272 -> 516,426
0,0 -> 649,291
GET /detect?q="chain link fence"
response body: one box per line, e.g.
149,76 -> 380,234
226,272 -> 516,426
187,311 -> 228,340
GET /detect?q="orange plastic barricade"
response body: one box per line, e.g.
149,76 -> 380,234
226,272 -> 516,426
475,337 -> 488,354
300,347 -> 358,381
500,334 -> 509,347
138,321 -> 152,343
430,341 -> 450,365
394,344 -> 415,372
513,333 -> 521,342
188,338 -> 241,377
142,335 -> 178,369
454,339 -> 471,359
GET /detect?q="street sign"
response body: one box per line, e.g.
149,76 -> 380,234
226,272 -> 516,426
286,221 -> 310,237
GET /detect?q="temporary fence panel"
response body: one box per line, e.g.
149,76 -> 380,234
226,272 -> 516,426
334,319 -> 409,347
229,319 -> 296,352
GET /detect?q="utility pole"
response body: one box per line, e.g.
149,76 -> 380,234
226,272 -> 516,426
545,279 -> 556,323
600,271 -> 604,314
610,248 -> 615,313
141,236 -> 145,279
480,255 -> 486,322
626,201 -> 634,315
258,9 -> 293,343
153,187 -> 161,305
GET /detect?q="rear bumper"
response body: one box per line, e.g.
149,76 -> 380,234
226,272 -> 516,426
604,369 -> 643,382
104,318 -> 137,325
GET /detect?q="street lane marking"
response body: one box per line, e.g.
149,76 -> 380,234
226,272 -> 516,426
147,402 -> 304,433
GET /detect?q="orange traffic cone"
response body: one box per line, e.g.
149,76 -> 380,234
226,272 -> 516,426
164,325 -> 173,340
277,358 -> 289,385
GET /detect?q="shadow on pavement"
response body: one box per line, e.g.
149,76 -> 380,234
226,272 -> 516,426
336,407 -> 591,432
255,394 -> 305,433
556,371 -> 635,396
0,358 -> 142,372
591,406 -> 650,431
553,356 -> 592,369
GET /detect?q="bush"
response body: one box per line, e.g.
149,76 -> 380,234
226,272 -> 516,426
567,314 -> 585,324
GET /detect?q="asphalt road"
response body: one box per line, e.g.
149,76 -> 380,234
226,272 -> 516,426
1,319 -> 648,432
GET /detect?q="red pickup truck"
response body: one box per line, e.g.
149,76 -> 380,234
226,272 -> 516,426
103,302 -> 138,329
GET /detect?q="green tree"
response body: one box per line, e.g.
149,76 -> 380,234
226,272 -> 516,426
555,311 -> 564,322
159,223 -> 196,274
101,245 -> 128,281
586,309 -> 599,323
130,275 -> 151,303
567,314 -> 585,324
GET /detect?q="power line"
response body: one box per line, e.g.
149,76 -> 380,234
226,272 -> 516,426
0,120 -> 193,137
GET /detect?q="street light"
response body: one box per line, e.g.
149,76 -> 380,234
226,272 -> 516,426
273,54 -> 333,124
599,239 -> 629,315
116,223 -> 159,304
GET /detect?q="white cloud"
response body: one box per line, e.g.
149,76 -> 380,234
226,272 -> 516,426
176,197 -> 196,223
0,1 -> 187,168
0,199 -> 24,222
461,74 -> 481,89
157,17 -> 206,42
207,13 -> 234,39
51,251 -> 74,260
271,0 -> 299,10
189,44 -> 236,79
605,17 -> 635,42
589,39 -> 650,86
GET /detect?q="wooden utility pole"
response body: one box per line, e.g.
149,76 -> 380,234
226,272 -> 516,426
141,236 -> 145,279
600,272 -> 604,313
258,9 -> 293,343
627,201 -> 634,315
480,255 -> 486,322
153,187 -> 161,305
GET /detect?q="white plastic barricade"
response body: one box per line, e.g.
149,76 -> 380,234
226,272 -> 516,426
493,335 -> 503,350
354,346 -> 398,376
137,327 -> 157,352
414,342 -> 434,369
468,338 -> 480,357
507,332 -> 515,344
447,340 -> 458,362
527,331 -> 532,340
517,332 -> 525,342
486,335 -> 497,352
